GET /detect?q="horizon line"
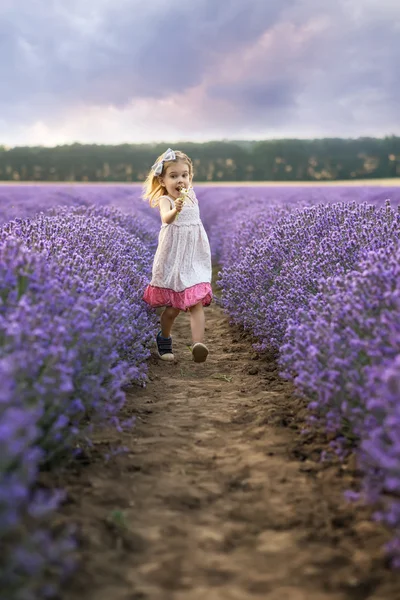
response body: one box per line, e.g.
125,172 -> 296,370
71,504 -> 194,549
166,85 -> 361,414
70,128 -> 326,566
1,134 -> 399,150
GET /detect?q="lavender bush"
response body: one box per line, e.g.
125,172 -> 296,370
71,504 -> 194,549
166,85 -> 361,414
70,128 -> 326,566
279,243 -> 400,563
209,188 -> 400,566
0,205 -> 158,599
0,238 -> 95,599
198,185 -> 400,262
2,208 -> 157,375
361,356 -> 400,567
0,369 -> 76,600
218,201 -> 400,349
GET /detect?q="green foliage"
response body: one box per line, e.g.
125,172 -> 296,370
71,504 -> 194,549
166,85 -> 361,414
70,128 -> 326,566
0,137 -> 399,182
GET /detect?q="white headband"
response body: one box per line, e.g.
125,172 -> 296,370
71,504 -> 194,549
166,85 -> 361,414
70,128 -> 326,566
151,148 -> 176,175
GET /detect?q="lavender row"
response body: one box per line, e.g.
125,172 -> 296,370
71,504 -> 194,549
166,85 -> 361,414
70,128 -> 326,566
0,205 -> 158,599
210,191 -> 400,565
0,184 -> 148,226
280,243 -> 400,565
1,183 -> 395,228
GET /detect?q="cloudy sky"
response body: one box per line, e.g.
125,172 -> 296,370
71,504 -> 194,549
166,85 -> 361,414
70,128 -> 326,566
1,0 -> 399,146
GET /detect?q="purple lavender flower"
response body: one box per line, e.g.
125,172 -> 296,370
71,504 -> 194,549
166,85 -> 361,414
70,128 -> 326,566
0,201 -> 159,599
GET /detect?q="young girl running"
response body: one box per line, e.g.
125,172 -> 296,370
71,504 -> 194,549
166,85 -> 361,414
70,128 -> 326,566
142,148 -> 212,363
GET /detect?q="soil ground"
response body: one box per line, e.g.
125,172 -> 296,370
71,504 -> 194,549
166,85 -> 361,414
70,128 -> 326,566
57,278 -> 400,600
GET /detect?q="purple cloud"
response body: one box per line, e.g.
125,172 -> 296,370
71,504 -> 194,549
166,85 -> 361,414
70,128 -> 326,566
0,0 -> 398,144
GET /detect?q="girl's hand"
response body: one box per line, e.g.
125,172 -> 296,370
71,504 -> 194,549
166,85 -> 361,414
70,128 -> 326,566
175,197 -> 184,212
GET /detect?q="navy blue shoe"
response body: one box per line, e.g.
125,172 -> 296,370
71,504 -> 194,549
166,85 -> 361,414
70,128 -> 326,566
156,331 -> 174,361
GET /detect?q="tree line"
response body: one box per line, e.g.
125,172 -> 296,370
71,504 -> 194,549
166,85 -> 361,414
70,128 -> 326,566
0,137 -> 399,182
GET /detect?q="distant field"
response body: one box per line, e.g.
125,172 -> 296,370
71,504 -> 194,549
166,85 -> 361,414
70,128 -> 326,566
196,178 -> 400,187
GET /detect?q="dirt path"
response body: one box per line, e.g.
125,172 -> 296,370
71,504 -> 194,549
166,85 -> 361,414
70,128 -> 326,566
59,288 -> 400,600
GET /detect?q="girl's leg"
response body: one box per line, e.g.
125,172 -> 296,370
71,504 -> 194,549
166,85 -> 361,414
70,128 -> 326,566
160,306 -> 181,338
188,301 -> 205,344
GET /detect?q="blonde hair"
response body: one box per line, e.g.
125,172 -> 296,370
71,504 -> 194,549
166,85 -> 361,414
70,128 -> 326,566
142,150 -> 193,208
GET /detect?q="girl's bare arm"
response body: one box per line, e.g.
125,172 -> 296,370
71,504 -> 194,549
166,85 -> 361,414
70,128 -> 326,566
159,197 -> 182,224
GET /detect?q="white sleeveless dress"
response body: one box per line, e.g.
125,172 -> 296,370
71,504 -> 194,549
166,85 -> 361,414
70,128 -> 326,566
143,188 -> 212,311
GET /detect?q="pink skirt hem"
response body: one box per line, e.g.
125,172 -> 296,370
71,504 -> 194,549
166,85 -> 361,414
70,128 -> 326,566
143,282 -> 212,311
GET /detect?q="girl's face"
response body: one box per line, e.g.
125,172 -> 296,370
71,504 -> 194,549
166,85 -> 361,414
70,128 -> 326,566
160,160 -> 192,199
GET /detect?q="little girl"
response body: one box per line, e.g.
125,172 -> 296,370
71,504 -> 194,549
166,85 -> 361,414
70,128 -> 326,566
142,148 -> 212,363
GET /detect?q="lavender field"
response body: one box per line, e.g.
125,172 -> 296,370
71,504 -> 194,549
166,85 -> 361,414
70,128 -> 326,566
1,182 -> 400,598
